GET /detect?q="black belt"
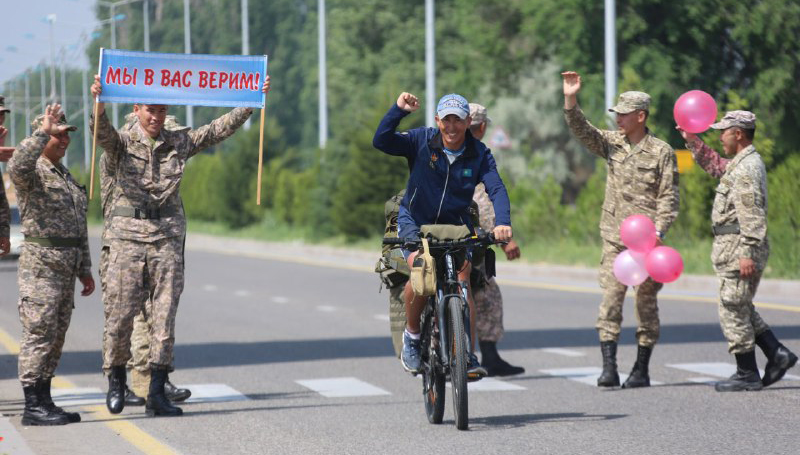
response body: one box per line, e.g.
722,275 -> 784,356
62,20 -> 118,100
24,236 -> 81,247
112,206 -> 177,220
712,223 -> 740,236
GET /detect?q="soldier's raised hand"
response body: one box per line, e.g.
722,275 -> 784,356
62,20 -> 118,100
561,71 -> 582,97
396,92 -> 420,113
90,75 -> 106,115
0,125 -> 7,145
675,125 -> 698,144
39,104 -> 70,135
261,75 -> 271,95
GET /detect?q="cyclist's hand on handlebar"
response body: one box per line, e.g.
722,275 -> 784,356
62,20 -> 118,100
501,239 -> 521,261
493,225 -> 512,243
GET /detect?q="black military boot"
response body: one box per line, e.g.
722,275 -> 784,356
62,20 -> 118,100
146,368 -> 183,417
106,365 -> 127,414
164,375 -> 192,402
597,341 -> 620,387
125,386 -> 146,406
21,382 -> 70,426
621,345 -> 652,389
479,341 -> 525,377
715,351 -> 763,392
755,330 -> 798,387
40,378 -> 81,422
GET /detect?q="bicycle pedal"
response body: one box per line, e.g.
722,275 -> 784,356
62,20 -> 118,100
467,373 -> 485,383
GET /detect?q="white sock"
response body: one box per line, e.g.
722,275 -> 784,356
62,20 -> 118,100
405,329 -> 420,340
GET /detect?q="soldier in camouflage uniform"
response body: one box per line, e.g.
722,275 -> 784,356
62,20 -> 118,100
468,103 -> 525,377
1,96 -> 12,256
97,114 -> 192,406
90,74 -> 271,416
8,104 -> 95,426
562,71 -> 679,388
679,111 -> 797,392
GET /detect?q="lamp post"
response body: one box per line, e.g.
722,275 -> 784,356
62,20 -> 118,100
184,0 -> 193,128
318,0 -> 327,148
604,0 -> 617,127
242,0 -> 250,130
46,15 -> 58,103
425,0 -> 435,128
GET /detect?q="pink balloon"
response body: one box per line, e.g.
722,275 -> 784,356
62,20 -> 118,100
613,250 -> 649,287
645,246 -> 684,283
619,214 -> 657,253
674,90 -> 718,134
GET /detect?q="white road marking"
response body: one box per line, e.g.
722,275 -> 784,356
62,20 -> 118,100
271,296 -> 290,304
373,314 -> 391,322
296,377 -> 391,398
445,377 -> 526,392
539,366 -> 665,386
183,384 -> 250,403
316,305 -> 337,313
202,284 -> 218,292
687,377 -> 718,384
234,290 -> 251,297
667,362 -> 800,381
0,416 -> 36,454
541,348 -> 586,357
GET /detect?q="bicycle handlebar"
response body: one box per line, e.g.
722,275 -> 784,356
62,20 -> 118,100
382,232 -> 504,249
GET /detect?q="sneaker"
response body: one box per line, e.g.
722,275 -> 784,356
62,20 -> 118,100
401,332 -> 422,374
467,352 -> 487,379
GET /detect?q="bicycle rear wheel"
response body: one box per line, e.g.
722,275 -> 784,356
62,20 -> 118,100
422,309 -> 445,424
447,296 -> 469,430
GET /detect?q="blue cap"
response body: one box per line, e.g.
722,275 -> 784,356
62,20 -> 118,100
436,93 -> 469,119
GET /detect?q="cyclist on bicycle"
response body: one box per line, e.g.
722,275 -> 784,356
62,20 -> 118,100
373,92 -> 513,376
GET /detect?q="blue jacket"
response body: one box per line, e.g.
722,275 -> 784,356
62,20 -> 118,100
373,104 -> 512,239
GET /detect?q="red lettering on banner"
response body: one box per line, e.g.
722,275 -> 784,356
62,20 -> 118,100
229,73 -> 239,90
144,69 -> 154,86
219,72 -> 229,88
199,71 -> 209,88
241,73 -> 253,91
182,71 -> 192,88
170,71 -> 182,87
160,70 -> 171,87
121,67 -> 137,86
209,71 -> 218,89
105,66 -> 121,85
253,72 -> 260,91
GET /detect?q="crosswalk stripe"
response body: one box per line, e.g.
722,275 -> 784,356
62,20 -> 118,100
445,377 -> 526,392
271,296 -> 290,304
667,362 -> 800,381
296,377 -> 391,397
541,348 -> 586,357
183,384 -> 250,403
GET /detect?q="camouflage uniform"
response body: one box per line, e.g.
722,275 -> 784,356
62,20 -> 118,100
0,97 -> 10,241
565,92 -> 680,347
687,111 -> 769,354
93,107 -> 251,373
8,116 -> 90,385
472,183 -> 504,342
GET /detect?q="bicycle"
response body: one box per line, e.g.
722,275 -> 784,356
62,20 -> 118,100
383,230 -> 501,431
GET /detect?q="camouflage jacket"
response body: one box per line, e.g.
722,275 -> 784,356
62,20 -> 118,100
687,138 -> 730,178
7,130 -> 91,276
707,145 -> 768,273
92,108 -> 252,242
564,106 -> 679,243
0,172 -> 8,237
472,183 -> 495,232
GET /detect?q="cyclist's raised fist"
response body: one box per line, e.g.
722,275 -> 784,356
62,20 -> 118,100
396,92 -> 420,113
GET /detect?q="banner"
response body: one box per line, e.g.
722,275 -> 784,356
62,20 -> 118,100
97,49 -> 267,108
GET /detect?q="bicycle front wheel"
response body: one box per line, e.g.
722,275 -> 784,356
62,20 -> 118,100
422,308 -> 445,424
447,296 -> 469,430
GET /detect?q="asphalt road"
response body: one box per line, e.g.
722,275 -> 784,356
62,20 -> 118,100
0,236 -> 798,454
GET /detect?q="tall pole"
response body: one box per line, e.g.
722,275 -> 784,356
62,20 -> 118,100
604,0 -> 617,127
242,0 -> 251,130
40,67 -> 46,114
184,0 -> 193,128
110,5 -> 119,127
143,0 -> 150,51
47,15 -> 57,102
425,0 -> 435,127
82,68 -> 91,170
60,52 -> 68,166
24,72 -> 31,136
318,0 -> 327,149
9,81 -> 16,146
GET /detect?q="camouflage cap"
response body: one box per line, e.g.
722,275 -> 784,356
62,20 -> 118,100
608,91 -> 651,114
0,96 -> 9,113
710,110 -> 756,130
468,103 -> 492,126
31,112 -> 77,132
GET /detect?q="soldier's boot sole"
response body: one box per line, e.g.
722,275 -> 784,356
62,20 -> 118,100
714,379 -> 763,392
621,373 -> 650,389
21,410 -> 71,426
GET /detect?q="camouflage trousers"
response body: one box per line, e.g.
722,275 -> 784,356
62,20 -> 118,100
597,240 -> 663,347
474,276 -> 504,343
16,244 -> 79,385
101,237 -> 184,373
717,271 -> 770,354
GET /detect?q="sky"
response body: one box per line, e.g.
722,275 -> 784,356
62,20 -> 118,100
0,0 -> 97,86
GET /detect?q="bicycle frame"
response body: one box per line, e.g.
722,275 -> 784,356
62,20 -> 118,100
431,249 -> 471,369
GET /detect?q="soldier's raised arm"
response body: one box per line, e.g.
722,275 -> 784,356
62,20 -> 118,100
562,71 -> 613,159
677,126 -> 729,179
89,75 -> 124,159
8,105 -> 63,191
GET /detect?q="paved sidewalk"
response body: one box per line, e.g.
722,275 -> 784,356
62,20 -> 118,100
181,232 -> 800,307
